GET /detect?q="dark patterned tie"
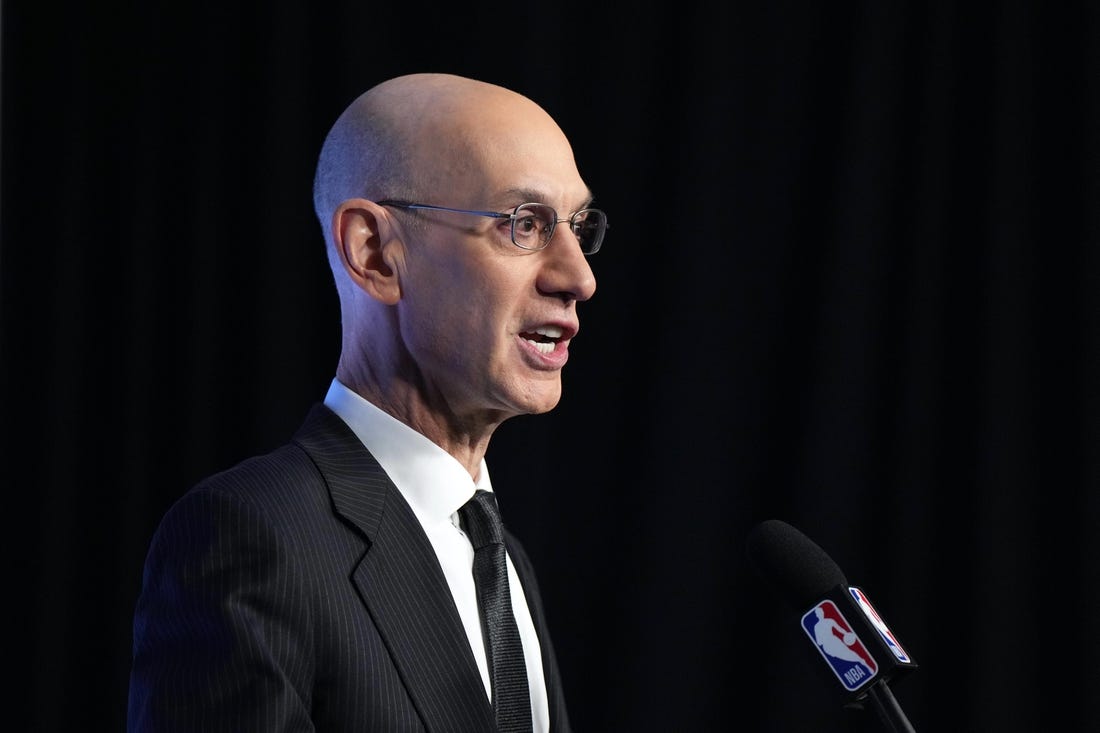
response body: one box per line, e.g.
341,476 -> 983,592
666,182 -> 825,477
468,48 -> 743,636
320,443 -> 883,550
459,490 -> 533,733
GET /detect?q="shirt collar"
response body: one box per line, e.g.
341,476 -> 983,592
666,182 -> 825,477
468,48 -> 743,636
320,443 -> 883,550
323,378 -> 491,527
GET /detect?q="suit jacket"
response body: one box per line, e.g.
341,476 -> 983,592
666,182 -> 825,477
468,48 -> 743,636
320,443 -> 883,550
128,403 -> 572,732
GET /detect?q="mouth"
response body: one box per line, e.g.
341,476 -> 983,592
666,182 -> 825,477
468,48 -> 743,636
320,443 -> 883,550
520,325 -> 566,354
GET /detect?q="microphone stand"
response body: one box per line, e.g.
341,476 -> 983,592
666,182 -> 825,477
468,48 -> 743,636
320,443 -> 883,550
865,680 -> 916,732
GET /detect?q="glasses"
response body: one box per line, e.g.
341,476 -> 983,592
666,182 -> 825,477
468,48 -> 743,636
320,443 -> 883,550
377,200 -> 607,254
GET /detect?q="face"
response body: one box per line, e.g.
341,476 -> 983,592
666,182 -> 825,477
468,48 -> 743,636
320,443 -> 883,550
392,95 -> 598,427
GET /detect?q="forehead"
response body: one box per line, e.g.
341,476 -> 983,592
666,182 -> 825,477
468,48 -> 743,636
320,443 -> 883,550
412,94 -> 590,207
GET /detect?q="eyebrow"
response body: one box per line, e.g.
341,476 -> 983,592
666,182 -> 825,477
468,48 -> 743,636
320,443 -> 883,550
499,187 -> 595,211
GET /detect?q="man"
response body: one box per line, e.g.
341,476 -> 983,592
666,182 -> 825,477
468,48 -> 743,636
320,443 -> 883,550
127,72 -> 607,732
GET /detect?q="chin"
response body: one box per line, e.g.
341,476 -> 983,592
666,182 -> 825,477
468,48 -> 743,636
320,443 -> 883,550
526,401 -> 560,416
520,385 -> 563,415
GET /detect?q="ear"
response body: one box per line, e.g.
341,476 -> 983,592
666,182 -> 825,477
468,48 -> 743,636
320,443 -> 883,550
332,199 -> 404,305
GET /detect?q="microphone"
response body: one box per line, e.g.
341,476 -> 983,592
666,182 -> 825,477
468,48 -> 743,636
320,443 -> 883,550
745,518 -> 919,732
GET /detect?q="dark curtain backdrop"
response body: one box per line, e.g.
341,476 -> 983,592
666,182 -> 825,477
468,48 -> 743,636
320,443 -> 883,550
3,1 -> 1097,731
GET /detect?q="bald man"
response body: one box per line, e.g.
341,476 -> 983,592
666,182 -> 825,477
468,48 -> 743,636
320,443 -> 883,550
127,73 -> 607,733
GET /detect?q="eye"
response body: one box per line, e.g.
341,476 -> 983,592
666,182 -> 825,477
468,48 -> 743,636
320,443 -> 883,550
510,204 -> 556,248
514,213 -> 541,237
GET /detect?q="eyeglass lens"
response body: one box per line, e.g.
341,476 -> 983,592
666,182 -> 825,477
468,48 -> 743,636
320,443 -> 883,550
514,203 -> 606,254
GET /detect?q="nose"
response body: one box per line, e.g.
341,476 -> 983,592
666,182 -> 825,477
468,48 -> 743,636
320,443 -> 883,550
537,224 -> 597,303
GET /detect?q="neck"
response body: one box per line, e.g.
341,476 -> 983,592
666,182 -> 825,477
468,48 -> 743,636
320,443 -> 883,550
336,362 -> 500,480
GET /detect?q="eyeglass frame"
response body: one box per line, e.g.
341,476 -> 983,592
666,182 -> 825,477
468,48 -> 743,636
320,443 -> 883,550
376,199 -> 607,254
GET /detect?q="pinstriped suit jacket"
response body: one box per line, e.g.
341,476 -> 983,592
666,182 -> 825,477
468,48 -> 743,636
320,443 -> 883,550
128,403 -> 572,732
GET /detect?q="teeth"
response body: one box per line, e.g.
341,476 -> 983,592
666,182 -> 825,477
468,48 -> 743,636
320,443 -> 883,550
521,323 -> 563,352
524,325 -> 563,354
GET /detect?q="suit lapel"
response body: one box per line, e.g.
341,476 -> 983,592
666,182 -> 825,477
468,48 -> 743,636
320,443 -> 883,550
294,404 -> 494,732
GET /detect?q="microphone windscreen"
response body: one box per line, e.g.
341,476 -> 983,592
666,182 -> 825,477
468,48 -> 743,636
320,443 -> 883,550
746,519 -> 848,610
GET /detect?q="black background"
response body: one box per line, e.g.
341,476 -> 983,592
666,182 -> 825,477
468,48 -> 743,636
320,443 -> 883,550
3,1 -> 1097,731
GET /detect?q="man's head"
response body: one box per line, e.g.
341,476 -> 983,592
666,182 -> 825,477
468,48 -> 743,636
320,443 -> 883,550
312,73 -> 601,438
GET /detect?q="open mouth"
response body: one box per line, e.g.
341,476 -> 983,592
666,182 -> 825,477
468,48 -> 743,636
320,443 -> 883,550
521,325 -> 563,354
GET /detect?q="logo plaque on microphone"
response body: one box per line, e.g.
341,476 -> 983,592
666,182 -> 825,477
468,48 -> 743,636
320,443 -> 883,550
801,599 -> 879,692
849,586 -> 911,663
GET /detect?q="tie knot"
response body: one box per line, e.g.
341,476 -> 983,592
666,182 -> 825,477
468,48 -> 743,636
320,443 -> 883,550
459,490 -> 505,550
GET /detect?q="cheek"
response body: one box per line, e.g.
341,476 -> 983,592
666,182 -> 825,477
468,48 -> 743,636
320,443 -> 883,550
404,278 -> 499,361
407,253 -> 533,356
450,260 -> 530,325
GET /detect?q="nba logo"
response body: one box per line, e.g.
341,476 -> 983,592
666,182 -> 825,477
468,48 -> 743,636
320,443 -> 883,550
849,586 -> 912,663
801,599 -> 879,692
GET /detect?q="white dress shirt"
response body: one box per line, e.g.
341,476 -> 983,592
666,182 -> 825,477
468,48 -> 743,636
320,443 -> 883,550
324,379 -> 549,732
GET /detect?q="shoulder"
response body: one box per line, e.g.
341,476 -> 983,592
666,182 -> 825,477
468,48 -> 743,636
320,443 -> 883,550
179,401 -> 360,520
196,441 -> 321,502
141,434 -> 367,595
147,442 -> 327,558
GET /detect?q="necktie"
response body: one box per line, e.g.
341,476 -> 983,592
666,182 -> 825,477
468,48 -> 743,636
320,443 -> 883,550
459,490 -> 533,733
